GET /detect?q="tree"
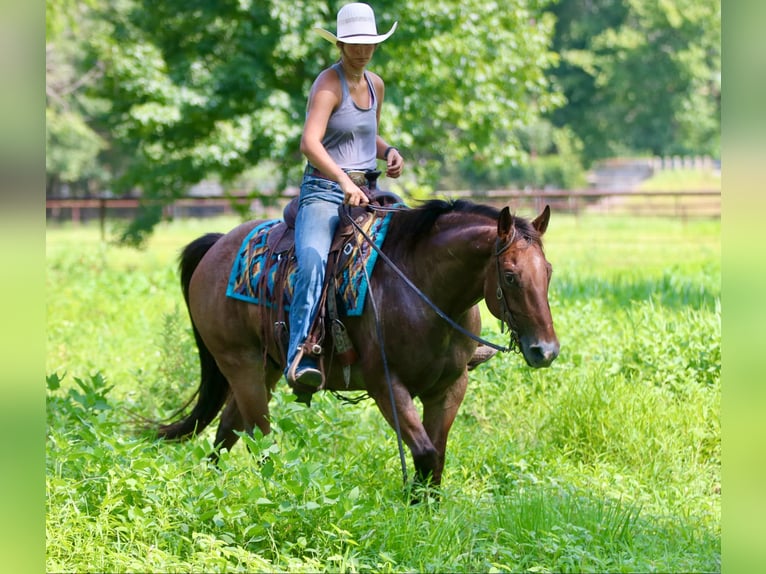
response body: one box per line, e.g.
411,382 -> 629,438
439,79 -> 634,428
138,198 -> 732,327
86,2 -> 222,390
46,0 -> 107,196
83,0 -> 560,244
548,0 -> 720,164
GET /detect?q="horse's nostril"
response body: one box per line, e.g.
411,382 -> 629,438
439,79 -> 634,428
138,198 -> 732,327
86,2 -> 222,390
529,342 -> 559,366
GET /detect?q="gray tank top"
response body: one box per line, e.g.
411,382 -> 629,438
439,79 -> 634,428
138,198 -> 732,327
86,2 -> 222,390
315,62 -> 378,171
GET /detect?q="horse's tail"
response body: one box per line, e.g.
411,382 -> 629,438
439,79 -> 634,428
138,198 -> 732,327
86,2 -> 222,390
157,233 -> 229,441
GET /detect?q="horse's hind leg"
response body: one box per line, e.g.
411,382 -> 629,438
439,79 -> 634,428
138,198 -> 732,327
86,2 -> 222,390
209,398 -> 245,463
214,349 -> 281,445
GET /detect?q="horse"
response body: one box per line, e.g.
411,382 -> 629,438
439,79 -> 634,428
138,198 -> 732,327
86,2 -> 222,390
155,199 -> 559,489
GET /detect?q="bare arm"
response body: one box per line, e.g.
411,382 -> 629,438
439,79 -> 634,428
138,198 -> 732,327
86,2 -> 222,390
300,70 -> 369,206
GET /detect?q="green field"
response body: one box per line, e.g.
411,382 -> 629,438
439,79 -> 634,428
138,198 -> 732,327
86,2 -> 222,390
46,210 -> 720,572
638,168 -> 721,192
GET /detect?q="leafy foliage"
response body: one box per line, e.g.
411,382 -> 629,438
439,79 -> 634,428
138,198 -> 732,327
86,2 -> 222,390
458,121 -> 587,190
46,0 -> 721,243
46,107 -> 106,182
549,0 -> 721,163
52,0 -> 562,244
46,0 -> 107,192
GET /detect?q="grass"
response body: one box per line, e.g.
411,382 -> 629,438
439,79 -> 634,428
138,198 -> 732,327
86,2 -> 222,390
638,168 -> 721,192
591,168 -> 722,217
46,211 -> 720,572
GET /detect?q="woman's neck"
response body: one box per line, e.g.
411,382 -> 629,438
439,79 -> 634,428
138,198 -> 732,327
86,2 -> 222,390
340,59 -> 365,82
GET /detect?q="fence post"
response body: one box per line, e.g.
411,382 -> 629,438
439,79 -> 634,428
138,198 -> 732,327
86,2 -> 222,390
99,198 -> 106,241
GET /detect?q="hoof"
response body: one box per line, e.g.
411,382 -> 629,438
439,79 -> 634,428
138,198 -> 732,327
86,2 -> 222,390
293,391 -> 313,407
407,483 -> 441,506
467,344 -> 499,370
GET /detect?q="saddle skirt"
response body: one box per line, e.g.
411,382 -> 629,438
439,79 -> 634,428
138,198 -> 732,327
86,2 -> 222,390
226,208 -> 395,317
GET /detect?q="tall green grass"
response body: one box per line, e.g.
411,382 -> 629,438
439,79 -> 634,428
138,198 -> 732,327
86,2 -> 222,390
46,213 -> 720,572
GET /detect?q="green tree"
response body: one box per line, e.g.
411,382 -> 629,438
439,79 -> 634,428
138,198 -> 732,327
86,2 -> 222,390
84,0 -> 560,244
548,0 -> 720,164
46,0 -> 107,196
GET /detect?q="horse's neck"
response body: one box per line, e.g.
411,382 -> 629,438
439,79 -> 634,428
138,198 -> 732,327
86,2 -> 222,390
400,217 -> 495,311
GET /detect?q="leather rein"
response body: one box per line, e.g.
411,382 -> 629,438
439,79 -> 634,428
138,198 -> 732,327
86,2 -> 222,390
345,205 -> 521,354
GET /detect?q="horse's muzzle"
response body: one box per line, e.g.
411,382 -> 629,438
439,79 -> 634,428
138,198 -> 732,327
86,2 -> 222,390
523,340 -> 560,368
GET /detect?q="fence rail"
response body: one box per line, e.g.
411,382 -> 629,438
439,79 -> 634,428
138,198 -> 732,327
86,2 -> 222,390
46,189 -> 720,229
449,189 -> 721,219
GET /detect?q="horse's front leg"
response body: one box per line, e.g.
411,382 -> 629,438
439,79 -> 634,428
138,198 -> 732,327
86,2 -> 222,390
370,380 -> 440,486
420,371 -> 469,487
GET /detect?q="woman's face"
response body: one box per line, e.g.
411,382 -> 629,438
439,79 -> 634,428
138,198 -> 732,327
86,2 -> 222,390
340,43 -> 377,67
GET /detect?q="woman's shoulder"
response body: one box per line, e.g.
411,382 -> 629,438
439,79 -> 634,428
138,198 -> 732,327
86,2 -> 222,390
366,70 -> 384,83
366,71 -> 385,92
309,67 -> 343,101
314,66 -> 343,89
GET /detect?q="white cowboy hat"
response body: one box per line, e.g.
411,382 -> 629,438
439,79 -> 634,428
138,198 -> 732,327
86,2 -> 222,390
314,3 -> 398,45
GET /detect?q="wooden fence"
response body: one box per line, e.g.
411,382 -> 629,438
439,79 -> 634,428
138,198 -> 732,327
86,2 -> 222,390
46,189 -> 720,230
449,189 -> 721,219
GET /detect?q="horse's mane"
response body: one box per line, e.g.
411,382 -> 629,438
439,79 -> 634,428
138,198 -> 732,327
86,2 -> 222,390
389,198 -> 541,250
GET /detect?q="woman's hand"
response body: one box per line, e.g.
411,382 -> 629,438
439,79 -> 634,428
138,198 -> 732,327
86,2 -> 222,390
386,148 -> 403,178
340,176 -> 370,206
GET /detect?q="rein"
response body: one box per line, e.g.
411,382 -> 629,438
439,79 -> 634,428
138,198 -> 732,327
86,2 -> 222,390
360,258 -> 409,487
349,206 -> 518,353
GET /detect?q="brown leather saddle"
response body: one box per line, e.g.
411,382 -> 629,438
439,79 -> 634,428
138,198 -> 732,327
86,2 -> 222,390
261,172 -> 403,378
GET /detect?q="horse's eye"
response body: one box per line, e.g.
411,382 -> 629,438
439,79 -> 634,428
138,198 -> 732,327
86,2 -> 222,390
504,271 -> 516,285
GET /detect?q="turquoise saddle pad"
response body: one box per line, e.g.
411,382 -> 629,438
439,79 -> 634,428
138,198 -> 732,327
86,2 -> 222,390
226,211 -> 393,316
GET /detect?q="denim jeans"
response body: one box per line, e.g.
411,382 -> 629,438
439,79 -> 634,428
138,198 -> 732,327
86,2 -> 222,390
285,175 -> 344,374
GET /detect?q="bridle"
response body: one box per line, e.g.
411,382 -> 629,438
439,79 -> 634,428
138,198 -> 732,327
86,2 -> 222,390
493,234 -> 523,355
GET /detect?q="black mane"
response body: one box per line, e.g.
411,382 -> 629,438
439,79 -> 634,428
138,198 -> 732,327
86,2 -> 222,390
389,198 -> 541,249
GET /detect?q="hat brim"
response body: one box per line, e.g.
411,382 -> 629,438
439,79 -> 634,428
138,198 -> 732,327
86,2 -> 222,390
314,21 -> 397,45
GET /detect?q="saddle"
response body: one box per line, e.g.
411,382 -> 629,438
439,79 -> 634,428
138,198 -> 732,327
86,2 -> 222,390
266,173 -> 401,255
261,171 -> 403,387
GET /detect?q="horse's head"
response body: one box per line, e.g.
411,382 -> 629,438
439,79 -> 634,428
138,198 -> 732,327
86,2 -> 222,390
484,205 -> 559,368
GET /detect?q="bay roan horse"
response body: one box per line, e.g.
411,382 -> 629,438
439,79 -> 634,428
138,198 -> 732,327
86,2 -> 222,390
156,199 -> 559,488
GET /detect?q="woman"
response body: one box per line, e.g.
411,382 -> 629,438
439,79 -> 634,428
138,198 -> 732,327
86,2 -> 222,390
286,2 -> 404,394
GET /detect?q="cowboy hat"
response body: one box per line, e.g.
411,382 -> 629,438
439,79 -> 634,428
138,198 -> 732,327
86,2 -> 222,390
314,3 -> 398,45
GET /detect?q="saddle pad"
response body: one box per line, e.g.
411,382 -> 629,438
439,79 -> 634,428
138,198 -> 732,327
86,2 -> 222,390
225,212 -> 393,316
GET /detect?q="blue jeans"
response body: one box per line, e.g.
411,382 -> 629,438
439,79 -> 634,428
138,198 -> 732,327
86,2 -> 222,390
285,175 -> 344,375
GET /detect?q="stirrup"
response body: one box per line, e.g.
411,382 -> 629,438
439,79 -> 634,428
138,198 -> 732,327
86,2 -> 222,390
286,347 -> 324,389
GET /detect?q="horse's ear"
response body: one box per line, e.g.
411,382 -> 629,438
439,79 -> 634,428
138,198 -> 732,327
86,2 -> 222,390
498,206 -> 514,239
532,204 -> 551,236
